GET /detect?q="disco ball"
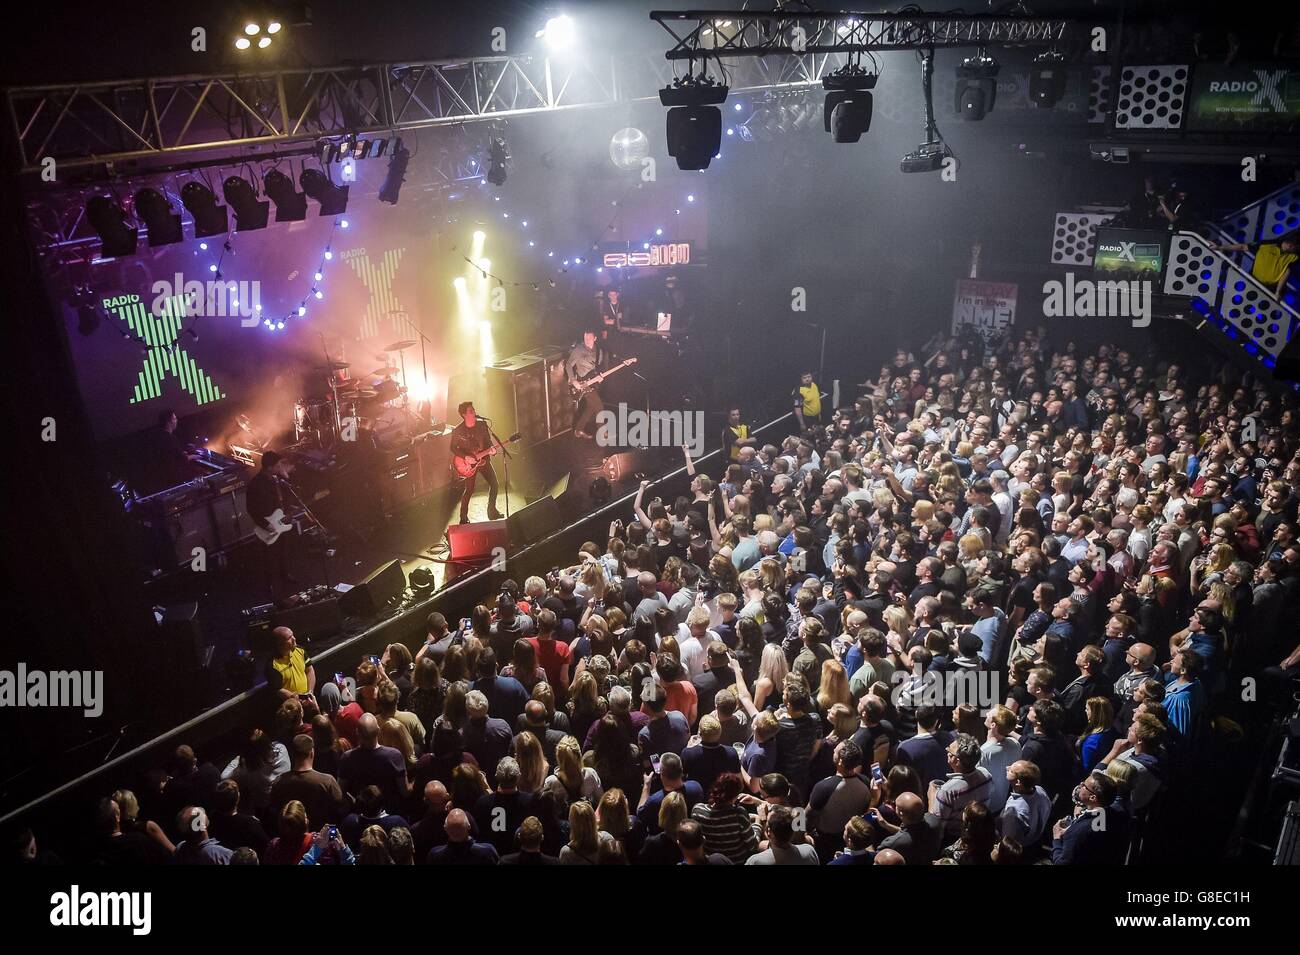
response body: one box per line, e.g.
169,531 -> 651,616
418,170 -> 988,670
609,127 -> 649,171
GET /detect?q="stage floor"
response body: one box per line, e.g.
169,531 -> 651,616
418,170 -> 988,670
138,430 -> 636,706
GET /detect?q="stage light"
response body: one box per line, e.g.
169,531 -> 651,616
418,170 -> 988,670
823,68 -> 877,143
473,230 -> 486,243
258,36 -> 272,48
661,76 -> 727,171
87,196 -> 137,257
235,37 -> 251,50
537,14 -> 576,51
133,187 -> 182,246
955,51 -> 999,121
1030,51 -> 1067,108
222,175 -> 270,231
299,167 -> 349,216
378,139 -> 409,204
244,23 -> 260,35
487,138 -> 509,186
181,181 -> 229,237
264,168 -> 307,221
267,21 -> 281,34
453,277 -> 466,289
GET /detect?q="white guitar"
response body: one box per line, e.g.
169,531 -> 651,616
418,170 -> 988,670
253,508 -> 295,545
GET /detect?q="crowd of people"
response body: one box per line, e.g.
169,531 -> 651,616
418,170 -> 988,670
17,325 -> 1300,866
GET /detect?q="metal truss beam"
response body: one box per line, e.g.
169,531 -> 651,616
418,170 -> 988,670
649,10 -> 1070,60
6,50 -> 843,175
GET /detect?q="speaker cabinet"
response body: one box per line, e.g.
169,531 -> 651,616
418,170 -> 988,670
156,602 -> 212,719
272,597 -> 343,642
507,495 -> 562,546
340,559 -> 407,617
446,519 -> 509,578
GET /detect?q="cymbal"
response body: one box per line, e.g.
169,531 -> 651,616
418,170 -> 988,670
382,339 -> 417,352
367,367 -> 397,377
333,378 -> 366,390
339,389 -> 378,400
318,360 -> 351,371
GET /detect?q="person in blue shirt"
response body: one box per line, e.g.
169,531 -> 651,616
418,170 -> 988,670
1162,648 -> 1208,742
966,588 -> 1007,666
1051,772 -> 1129,865
1179,606 -> 1224,688
828,816 -> 876,865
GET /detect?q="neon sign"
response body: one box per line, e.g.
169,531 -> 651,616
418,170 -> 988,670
602,242 -> 691,268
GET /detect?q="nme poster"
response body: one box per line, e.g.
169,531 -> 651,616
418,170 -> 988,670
952,279 -> 1017,342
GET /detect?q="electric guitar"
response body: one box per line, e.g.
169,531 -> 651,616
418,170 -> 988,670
253,508 -> 295,545
570,357 -> 638,398
451,433 -> 521,480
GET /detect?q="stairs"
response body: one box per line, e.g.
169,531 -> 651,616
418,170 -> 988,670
1163,230 -> 1299,379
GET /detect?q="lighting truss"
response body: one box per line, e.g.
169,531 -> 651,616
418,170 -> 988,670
649,10 -> 1069,59
5,51 -> 848,176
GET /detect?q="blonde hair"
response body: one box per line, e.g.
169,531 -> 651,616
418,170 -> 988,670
598,788 -> 631,840
817,659 -> 851,713
658,790 -> 687,838
827,702 -> 859,738
959,533 -> 984,560
568,800 -> 599,855
554,735 -> 584,795
513,732 -> 548,794
758,643 -> 789,688
912,499 -> 935,523
753,710 -> 780,742
882,604 -> 911,635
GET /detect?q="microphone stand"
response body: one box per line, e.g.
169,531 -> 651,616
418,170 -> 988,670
281,477 -> 334,587
485,421 -> 513,521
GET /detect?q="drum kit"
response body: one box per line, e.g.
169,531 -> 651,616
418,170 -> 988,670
294,339 -> 420,449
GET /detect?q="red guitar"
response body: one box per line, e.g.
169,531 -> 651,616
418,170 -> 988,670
451,433 -> 521,479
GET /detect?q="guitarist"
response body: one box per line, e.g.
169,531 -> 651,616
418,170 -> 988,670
566,329 -> 609,440
247,450 -> 297,598
451,401 -> 503,525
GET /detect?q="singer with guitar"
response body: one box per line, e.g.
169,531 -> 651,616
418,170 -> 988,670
247,450 -> 298,599
451,401 -> 505,525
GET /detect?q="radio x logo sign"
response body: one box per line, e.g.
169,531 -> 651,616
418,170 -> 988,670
1252,69 -> 1287,112
344,247 -> 406,341
107,293 -> 225,407
1111,241 -> 1137,262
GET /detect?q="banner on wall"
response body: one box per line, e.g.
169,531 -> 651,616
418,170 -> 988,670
1187,62 -> 1300,131
952,279 -> 1017,342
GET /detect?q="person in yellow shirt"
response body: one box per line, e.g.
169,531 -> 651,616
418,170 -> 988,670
724,407 -> 756,462
793,372 -> 822,432
266,627 -> 315,701
1210,233 -> 1298,297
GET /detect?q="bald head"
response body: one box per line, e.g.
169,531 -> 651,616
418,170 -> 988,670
524,700 -> 548,725
423,781 -> 448,810
1129,643 -> 1155,669
357,713 -> 380,746
874,848 -> 906,865
895,792 -> 924,825
445,808 -> 470,843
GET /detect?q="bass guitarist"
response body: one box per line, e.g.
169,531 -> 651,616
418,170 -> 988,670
450,401 -> 504,525
566,329 -> 609,440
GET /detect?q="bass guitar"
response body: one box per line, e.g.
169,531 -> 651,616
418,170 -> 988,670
570,357 -> 638,398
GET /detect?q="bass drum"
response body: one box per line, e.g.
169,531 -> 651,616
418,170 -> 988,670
294,397 -> 337,447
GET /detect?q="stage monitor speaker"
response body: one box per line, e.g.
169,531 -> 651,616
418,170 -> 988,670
1275,334 -> 1300,383
602,448 -> 659,484
340,559 -> 407,617
156,602 -> 213,718
446,519 -> 509,577
507,495 -> 563,546
272,597 -> 343,642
